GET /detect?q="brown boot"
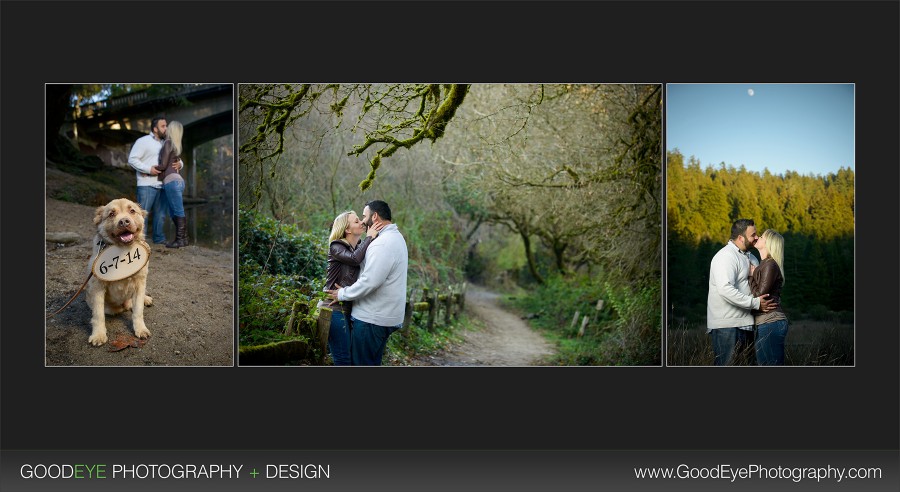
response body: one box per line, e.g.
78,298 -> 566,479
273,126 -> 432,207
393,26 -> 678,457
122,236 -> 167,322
166,216 -> 188,248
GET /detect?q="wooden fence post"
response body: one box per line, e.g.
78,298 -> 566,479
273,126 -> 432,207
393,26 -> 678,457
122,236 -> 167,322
403,300 -> 413,330
427,291 -> 438,332
578,315 -> 589,338
570,310 -> 580,331
284,301 -> 299,336
317,306 -> 332,364
449,285 -> 458,320
443,291 -> 452,325
459,282 -> 467,311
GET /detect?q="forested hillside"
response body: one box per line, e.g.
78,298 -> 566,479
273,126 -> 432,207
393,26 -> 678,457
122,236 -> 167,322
667,150 -> 854,323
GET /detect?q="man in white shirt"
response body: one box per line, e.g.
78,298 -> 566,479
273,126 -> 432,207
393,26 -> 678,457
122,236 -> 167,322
127,117 -> 180,244
707,218 -> 776,365
326,200 -> 408,366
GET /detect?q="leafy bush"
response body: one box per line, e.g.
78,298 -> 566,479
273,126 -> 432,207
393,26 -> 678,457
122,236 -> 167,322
597,280 -> 661,365
238,211 -> 328,363
239,209 -> 326,279
508,274 -> 661,365
238,262 -> 322,346
384,320 -> 463,366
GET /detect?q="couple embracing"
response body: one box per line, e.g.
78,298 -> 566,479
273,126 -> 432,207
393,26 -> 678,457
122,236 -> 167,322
707,218 -> 789,366
128,116 -> 189,249
322,200 -> 409,366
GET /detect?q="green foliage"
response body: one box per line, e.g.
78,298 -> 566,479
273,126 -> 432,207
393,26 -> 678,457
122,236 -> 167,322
384,320 -> 464,366
238,263 -> 322,346
667,150 -> 854,323
238,211 -> 328,363
239,209 -> 326,278
508,274 -> 661,365
598,281 -> 661,365
667,150 -> 854,241
400,210 -> 467,291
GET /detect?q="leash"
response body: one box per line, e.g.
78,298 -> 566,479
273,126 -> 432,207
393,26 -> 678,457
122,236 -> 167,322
46,238 -> 152,319
46,271 -> 93,319
46,239 -> 108,320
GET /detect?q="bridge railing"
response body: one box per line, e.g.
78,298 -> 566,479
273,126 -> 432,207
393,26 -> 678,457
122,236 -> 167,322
74,84 -> 215,119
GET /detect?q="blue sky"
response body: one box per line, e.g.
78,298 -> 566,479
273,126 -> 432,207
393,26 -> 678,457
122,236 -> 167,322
666,84 -> 854,176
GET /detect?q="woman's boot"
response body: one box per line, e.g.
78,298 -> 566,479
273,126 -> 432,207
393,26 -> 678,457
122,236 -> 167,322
165,217 -> 179,248
166,216 -> 188,248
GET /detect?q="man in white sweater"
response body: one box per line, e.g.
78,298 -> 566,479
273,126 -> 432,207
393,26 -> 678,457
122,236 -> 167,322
707,219 -> 776,365
327,200 -> 408,366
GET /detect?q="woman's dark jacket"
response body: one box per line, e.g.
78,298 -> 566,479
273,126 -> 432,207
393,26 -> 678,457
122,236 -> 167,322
324,237 -> 373,313
749,257 -> 785,320
156,139 -> 180,181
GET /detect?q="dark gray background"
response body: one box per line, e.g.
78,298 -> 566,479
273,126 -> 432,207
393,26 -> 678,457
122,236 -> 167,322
2,0 -> 898,459
2,450 -> 898,491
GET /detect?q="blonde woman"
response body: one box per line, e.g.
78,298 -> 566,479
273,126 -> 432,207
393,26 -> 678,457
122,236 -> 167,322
750,229 -> 788,365
154,120 -> 188,248
323,211 -> 378,365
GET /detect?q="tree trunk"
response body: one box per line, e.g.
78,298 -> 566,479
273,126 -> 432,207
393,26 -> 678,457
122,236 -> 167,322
520,231 -> 545,285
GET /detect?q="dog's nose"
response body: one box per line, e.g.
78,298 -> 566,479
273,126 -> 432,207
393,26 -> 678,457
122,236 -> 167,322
118,217 -> 131,227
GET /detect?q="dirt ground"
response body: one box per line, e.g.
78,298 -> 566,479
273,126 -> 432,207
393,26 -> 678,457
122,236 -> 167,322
45,198 -> 233,366
415,285 -> 556,366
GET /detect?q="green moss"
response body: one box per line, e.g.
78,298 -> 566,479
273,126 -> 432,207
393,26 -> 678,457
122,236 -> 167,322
239,340 -> 311,365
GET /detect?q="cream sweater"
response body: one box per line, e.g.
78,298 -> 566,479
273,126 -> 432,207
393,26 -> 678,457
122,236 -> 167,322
128,133 -> 164,189
337,224 -> 408,326
707,241 -> 760,329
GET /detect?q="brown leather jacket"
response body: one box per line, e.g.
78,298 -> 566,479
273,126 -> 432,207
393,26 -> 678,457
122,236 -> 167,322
156,139 -> 180,181
749,257 -> 784,317
324,237 -> 373,313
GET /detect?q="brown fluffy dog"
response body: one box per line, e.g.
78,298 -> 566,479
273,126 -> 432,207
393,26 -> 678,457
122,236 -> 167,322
85,198 -> 153,346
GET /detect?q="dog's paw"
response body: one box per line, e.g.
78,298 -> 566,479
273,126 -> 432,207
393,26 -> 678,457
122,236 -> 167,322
88,332 -> 108,346
143,295 -> 153,307
134,325 -> 151,339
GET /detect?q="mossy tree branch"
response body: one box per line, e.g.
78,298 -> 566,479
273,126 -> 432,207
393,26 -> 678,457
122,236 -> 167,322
239,84 -> 471,209
351,84 -> 469,191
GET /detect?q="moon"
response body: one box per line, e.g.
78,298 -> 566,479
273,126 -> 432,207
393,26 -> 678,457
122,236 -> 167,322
748,89 -> 755,96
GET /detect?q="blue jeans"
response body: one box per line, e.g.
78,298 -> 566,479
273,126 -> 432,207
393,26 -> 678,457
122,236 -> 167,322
136,185 -> 168,243
163,178 -> 186,218
350,317 -> 400,366
328,310 -> 352,366
709,327 -> 754,366
756,319 -> 789,365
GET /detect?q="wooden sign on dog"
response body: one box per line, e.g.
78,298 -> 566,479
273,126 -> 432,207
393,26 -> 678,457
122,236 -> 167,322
92,242 -> 151,282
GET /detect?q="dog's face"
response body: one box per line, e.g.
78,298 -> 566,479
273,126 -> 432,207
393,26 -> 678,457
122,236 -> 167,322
93,198 -> 147,247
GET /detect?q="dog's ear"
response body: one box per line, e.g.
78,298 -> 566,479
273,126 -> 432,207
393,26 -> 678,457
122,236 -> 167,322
93,206 -> 106,225
138,205 -> 148,218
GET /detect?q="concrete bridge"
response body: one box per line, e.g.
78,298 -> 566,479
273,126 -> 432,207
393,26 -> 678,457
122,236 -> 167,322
63,84 -> 233,200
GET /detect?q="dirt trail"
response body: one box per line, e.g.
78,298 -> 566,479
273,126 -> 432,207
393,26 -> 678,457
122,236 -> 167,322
419,285 -> 556,366
44,198 -> 233,366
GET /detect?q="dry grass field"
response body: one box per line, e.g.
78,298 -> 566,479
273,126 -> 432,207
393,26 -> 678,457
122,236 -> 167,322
667,319 -> 854,366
